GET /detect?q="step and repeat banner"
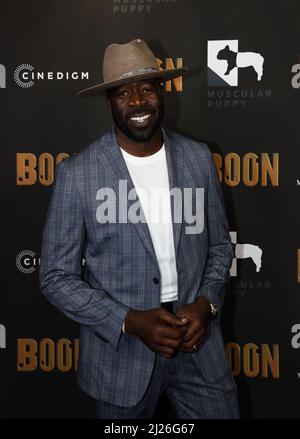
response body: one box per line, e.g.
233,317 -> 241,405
0,0 -> 299,419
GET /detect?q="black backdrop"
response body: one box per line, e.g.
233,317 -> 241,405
1,0 -> 299,419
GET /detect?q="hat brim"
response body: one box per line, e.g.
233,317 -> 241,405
77,67 -> 188,97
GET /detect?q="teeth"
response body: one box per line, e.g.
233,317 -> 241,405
130,113 -> 151,123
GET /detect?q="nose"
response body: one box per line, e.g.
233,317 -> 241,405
128,87 -> 146,106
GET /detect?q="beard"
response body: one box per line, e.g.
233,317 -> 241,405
111,103 -> 164,143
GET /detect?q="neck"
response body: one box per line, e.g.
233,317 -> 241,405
114,126 -> 163,157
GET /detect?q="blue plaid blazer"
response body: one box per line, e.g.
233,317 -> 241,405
39,127 -> 234,406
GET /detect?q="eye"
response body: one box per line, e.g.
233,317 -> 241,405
143,88 -> 153,94
117,90 -> 129,98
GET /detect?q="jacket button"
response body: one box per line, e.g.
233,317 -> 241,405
152,277 -> 159,285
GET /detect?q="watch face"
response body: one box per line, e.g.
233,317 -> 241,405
210,303 -> 218,318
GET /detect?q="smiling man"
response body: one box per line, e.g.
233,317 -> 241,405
39,39 -> 239,419
107,79 -> 164,147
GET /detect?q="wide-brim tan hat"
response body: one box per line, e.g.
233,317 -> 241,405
77,38 -> 187,97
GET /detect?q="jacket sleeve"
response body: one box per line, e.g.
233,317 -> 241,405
39,158 -> 129,350
195,147 -> 234,312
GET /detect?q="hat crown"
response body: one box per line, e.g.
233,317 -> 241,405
77,38 -> 187,97
103,39 -> 160,84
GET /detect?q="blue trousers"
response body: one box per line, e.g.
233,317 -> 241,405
95,350 -> 239,419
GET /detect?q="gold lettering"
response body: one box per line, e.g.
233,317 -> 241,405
224,153 -> 240,187
56,153 -> 69,165
39,153 -> 54,186
74,338 -> 79,372
16,153 -> 70,186
244,343 -> 260,377
225,342 -> 280,379
212,153 -> 222,182
17,339 -> 37,371
17,338 -> 79,372
16,153 -> 36,186
225,342 -> 241,376
243,153 -> 259,187
261,344 -> 280,378
261,153 -> 279,186
164,58 -> 183,92
156,57 -> 183,92
40,338 -> 55,372
212,153 -> 279,187
57,338 -> 73,372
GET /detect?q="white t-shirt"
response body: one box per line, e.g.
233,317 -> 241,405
120,144 -> 178,303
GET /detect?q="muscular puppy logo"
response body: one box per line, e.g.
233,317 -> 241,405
235,243 -> 263,272
217,45 -> 264,81
230,232 -> 263,276
208,40 -> 264,86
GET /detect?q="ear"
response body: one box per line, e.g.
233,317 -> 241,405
225,45 -> 229,49
106,95 -> 112,112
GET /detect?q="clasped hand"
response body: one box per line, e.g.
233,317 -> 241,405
174,297 -> 210,354
125,296 -> 210,359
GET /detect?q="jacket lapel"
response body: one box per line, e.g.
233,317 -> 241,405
162,127 -> 184,264
97,127 -> 183,269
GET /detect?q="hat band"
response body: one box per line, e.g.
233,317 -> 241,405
119,66 -> 160,79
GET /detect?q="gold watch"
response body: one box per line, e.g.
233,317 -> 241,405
209,302 -> 218,319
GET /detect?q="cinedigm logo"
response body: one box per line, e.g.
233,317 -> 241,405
207,40 -> 264,86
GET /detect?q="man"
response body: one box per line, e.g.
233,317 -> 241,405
40,39 -> 239,419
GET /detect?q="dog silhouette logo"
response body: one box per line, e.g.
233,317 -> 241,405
0,64 -> 6,88
208,40 -> 264,86
235,243 -> 263,273
230,232 -> 263,276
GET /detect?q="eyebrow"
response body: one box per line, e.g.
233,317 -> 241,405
110,80 -> 160,97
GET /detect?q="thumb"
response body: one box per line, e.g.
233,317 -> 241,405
174,315 -> 188,325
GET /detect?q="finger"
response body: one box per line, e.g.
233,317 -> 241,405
159,309 -> 188,327
153,344 -> 176,358
179,324 -> 208,349
181,321 -> 201,343
156,324 -> 188,341
180,327 -> 208,351
156,336 -> 184,349
179,336 -> 204,352
185,325 -> 207,347
180,336 -> 203,352
175,311 -> 191,323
